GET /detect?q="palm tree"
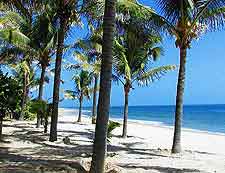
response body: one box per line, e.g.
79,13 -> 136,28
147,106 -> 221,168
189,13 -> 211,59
65,70 -> 92,122
0,1 -> 38,120
48,0 -> 84,142
67,53 -> 101,124
113,23 -> 176,138
0,70 -> 22,140
0,4 -> 55,123
71,29 -> 102,124
11,60 -> 32,120
31,8 -> 57,127
89,0 -> 116,172
154,0 -> 225,153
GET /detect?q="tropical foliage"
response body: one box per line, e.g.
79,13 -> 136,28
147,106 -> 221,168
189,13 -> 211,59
153,0 -> 225,153
68,28 -> 102,123
0,0 -> 225,172
0,70 -> 22,139
65,70 -> 93,122
113,17 -> 176,138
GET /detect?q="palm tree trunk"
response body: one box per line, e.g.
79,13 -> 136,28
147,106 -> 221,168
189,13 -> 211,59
37,64 -> 46,128
77,94 -> 83,122
90,0 -> 116,172
45,104 -> 52,133
172,46 -> 187,154
122,86 -> 129,138
92,75 -> 98,124
20,72 -> 28,120
49,17 -> 66,142
0,116 -> 3,140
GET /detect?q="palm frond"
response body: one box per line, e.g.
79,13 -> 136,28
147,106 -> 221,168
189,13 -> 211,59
135,65 -> 176,86
0,28 -> 30,46
64,90 -> 79,100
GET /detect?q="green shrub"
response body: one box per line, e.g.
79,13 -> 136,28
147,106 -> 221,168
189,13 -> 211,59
0,71 -> 22,118
23,100 -> 47,121
107,121 -> 120,139
23,106 -> 36,120
29,99 -> 47,115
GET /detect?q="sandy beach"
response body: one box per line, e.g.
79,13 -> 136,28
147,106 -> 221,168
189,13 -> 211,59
0,108 -> 225,173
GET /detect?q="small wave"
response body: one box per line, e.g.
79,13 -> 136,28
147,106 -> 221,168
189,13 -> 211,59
129,119 -> 164,126
208,109 -> 225,113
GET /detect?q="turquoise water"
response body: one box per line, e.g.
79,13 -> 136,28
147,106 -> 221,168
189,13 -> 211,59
66,105 -> 225,134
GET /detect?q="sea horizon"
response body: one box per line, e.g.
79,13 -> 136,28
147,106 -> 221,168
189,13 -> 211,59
60,104 -> 225,134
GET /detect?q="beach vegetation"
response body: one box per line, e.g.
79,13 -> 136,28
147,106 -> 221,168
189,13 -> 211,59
0,70 -> 22,139
64,70 -> 93,123
154,0 -> 225,153
67,28 -> 102,124
0,0 -> 225,172
113,20 -> 176,138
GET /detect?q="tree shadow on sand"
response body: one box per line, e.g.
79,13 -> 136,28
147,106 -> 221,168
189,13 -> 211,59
0,147 -> 87,173
0,123 -> 93,172
118,164 -> 205,173
0,122 -> 216,173
108,142 -> 171,158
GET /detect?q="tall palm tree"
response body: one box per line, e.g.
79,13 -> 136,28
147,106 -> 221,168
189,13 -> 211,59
0,0 -> 38,120
31,7 -> 57,127
11,60 -> 33,120
89,0 -> 116,172
67,53 -> 101,124
0,3 -> 55,123
153,0 -> 225,153
71,29 -> 102,124
65,70 -> 92,122
48,0 -> 83,142
113,24 -> 176,138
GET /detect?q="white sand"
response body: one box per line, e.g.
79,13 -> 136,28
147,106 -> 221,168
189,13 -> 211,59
1,108 -> 225,173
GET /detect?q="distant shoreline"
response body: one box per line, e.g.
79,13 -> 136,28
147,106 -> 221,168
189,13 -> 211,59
59,108 -> 225,137
61,103 -> 225,108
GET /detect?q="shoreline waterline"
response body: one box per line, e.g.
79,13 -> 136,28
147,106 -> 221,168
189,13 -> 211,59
59,107 -> 225,137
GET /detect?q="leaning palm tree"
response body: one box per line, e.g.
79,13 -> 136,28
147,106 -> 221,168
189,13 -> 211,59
153,0 -> 225,153
113,23 -> 176,138
64,70 -> 92,122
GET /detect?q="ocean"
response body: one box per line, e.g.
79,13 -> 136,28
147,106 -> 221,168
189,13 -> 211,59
65,104 -> 225,134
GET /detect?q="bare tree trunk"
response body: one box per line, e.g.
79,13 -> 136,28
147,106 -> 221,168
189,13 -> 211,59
20,72 -> 28,120
45,103 -> 52,133
122,86 -> 129,138
37,64 -> 46,128
77,94 -> 83,122
90,0 -> 116,172
0,116 -> 3,141
44,116 -> 48,133
172,46 -> 187,154
49,17 -> 66,142
92,75 -> 98,124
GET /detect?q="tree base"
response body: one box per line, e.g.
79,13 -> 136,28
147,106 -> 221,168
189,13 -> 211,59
122,134 -> 127,138
92,117 -> 96,124
172,144 -> 182,154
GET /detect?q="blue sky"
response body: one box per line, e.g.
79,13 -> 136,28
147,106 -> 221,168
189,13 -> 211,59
42,1 -> 225,107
